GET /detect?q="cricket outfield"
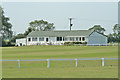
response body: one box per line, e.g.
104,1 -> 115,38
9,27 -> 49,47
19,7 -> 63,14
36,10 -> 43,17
2,46 -> 118,78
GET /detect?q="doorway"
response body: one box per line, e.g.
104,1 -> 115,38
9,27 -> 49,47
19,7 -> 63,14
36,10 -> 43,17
46,38 -> 48,42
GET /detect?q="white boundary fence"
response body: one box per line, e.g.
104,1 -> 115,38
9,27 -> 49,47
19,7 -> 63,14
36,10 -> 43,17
0,58 -> 119,68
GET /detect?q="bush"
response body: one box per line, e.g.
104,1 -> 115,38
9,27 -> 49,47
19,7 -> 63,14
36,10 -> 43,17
64,41 -> 87,46
64,42 -> 73,46
2,39 -> 15,47
81,42 -> 87,44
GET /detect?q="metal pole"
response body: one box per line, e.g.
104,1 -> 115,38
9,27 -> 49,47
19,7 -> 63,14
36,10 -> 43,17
75,58 -> 78,67
69,17 -> 73,31
47,59 -> 50,68
102,58 -> 105,66
18,59 -> 20,68
70,18 -> 72,31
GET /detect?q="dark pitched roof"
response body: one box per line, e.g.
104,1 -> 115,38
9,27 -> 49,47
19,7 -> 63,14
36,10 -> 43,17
27,30 -> 95,37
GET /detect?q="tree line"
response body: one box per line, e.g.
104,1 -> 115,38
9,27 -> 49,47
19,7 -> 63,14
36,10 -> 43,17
0,8 -> 120,46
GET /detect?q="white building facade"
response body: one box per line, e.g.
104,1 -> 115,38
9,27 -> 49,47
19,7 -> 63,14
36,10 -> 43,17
16,38 -> 26,46
16,30 -> 108,46
27,36 -> 88,45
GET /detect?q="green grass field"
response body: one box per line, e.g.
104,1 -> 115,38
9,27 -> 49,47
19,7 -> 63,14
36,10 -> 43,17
2,46 -> 118,78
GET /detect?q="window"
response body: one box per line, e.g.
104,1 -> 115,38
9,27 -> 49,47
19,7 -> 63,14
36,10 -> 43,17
57,37 -> 62,41
32,37 -> 37,41
46,38 -> 48,42
60,37 -> 62,41
64,37 -> 67,41
76,37 -> 79,41
28,38 -> 31,42
57,37 -> 59,41
70,37 -> 74,41
70,37 -> 72,41
79,37 -> 81,41
39,37 -> 44,41
82,37 -> 85,41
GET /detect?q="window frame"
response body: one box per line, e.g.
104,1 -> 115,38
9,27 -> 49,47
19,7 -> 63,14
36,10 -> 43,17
70,37 -> 74,41
82,37 -> 85,41
28,38 -> 31,42
79,37 -> 81,41
39,37 -> 44,41
32,37 -> 37,41
57,37 -> 62,41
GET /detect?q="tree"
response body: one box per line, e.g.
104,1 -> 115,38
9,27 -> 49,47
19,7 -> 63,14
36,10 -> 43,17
113,24 -> 120,42
23,20 -> 55,36
24,27 -> 35,36
0,9 -> 13,39
0,7 -> 13,46
108,33 -> 115,43
29,20 -> 55,31
89,25 -> 106,34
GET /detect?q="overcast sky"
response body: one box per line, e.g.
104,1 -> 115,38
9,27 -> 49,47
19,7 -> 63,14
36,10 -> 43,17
1,2 -> 118,35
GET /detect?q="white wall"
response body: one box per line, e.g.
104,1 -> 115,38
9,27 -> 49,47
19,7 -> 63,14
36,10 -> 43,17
26,36 -> 88,45
16,38 -> 26,46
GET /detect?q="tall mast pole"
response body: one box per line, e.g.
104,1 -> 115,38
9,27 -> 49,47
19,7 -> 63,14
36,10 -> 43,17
69,17 -> 73,31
